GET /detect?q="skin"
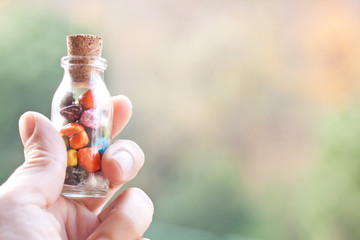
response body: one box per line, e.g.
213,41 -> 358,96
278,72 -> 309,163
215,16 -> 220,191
0,95 -> 154,240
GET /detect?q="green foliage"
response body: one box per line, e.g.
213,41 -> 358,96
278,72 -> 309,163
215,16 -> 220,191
153,144 -> 255,237
297,107 -> 360,240
146,221 -> 258,240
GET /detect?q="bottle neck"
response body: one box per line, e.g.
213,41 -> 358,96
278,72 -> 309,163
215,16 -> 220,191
61,56 -> 107,88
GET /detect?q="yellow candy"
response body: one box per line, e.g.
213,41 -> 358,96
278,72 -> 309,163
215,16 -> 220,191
67,149 -> 78,166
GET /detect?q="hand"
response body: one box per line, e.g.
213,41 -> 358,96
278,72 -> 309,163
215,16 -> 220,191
0,95 -> 154,240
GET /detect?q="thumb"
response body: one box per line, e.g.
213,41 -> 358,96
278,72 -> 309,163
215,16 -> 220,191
1,112 -> 66,208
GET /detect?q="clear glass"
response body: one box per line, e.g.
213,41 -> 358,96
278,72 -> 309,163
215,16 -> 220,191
51,56 -> 112,198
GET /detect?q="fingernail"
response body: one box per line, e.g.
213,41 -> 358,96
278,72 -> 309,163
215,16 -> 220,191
19,112 -> 36,145
96,238 -> 109,240
113,151 -> 133,178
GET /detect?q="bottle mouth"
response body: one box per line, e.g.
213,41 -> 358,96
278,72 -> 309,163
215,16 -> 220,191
61,56 -> 108,70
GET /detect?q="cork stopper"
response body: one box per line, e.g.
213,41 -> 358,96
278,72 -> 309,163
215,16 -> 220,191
67,34 -> 103,56
66,34 -> 104,87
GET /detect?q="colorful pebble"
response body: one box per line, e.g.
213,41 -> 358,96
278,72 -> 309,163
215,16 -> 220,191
64,166 -> 88,185
80,109 -> 100,129
97,137 -> 108,155
78,147 -> 101,172
60,91 -> 75,108
84,126 -> 95,142
60,122 -> 84,137
60,105 -> 83,122
67,149 -> 78,166
79,90 -> 96,109
69,130 -> 89,149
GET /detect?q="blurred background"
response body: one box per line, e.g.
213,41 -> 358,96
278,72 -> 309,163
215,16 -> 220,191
1,0 -> 360,239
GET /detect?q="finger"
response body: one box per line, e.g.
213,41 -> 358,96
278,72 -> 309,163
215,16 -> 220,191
73,140 -> 145,212
87,188 -> 154,240
102,140 -> 145,187
0,112 -> 66,208
111,95 -> 132,139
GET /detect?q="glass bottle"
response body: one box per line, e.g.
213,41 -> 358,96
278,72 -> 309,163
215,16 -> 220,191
51,55 -> 112,198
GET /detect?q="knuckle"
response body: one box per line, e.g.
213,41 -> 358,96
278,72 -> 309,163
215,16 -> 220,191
126,140 -> 145,167
24,145 -> 52,167
112,140 -> 145,167
23,142 -> 65,172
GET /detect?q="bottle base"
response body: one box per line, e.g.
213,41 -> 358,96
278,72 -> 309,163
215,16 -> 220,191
61,173 -> 109,198
61,184 -> 108,198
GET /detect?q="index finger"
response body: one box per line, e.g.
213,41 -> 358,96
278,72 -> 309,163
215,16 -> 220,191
111,95 -> 132,139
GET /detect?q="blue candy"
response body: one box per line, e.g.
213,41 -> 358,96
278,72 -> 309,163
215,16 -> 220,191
97,137 -> 108,155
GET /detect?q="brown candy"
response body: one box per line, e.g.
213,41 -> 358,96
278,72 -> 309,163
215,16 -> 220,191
60,91 -> 75,108
60,105 -> 83,122
84,126 -> 95,143
64,166 -> 89,185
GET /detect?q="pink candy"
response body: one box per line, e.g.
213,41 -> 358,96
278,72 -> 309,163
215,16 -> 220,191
79,109 -> 100,129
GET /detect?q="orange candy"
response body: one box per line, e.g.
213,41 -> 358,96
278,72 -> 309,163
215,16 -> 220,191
78,147 -> 101,172
60,122 -> 84,137
69,131 -> 89,149
79,90 -> 96,109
